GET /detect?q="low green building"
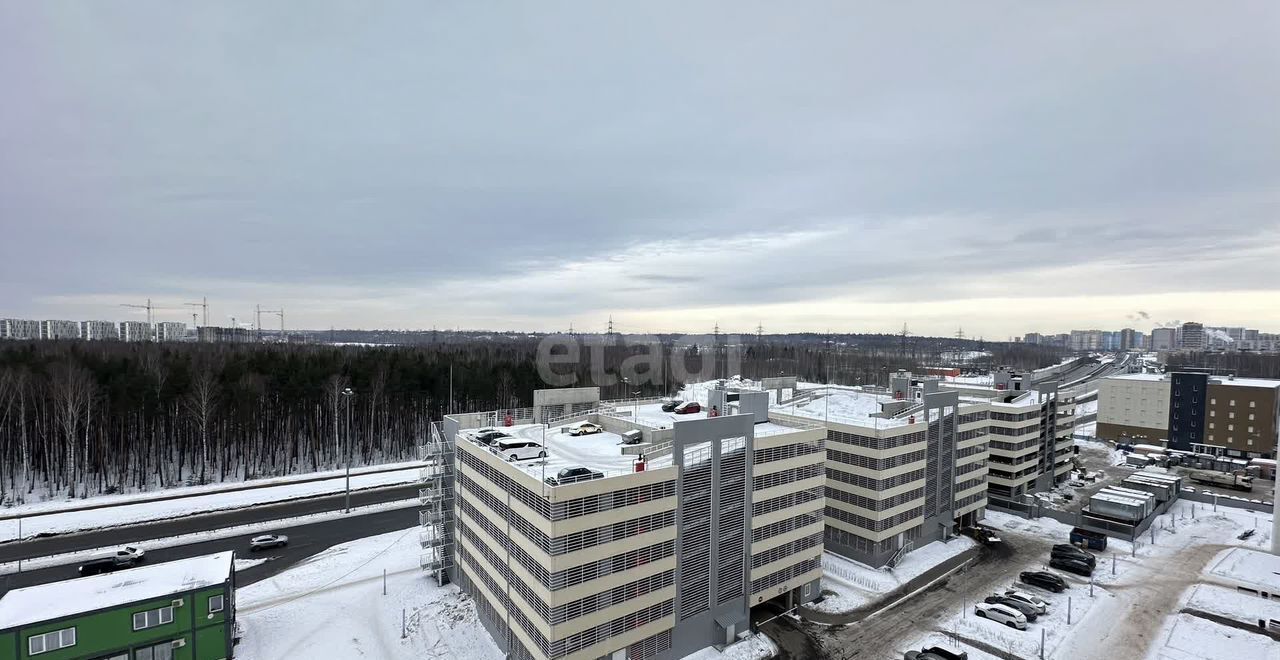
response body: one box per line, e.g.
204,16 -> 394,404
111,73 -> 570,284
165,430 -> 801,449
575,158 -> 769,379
0,551 -> 235,660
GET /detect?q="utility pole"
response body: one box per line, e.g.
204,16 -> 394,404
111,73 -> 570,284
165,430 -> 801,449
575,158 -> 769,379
342,387 -> 354,513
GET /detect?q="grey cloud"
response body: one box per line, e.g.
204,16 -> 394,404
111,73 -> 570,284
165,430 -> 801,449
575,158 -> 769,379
2,1 -> 1278,334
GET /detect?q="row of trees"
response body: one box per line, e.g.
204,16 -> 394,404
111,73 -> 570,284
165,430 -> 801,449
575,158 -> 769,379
0,336 -> 1062,503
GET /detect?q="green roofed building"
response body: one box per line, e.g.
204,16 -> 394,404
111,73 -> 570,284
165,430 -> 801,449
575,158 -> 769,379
0,551 -> 235,660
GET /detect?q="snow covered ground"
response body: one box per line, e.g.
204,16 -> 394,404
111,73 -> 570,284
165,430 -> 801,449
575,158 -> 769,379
1145,613 -> 1279,660
0,463 -> 421,542
810,537 -> 977,614
236,527 -> 501,660
235,525 -> 783,660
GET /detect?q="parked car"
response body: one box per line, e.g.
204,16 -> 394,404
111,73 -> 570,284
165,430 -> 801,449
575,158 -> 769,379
983,595 -> 1039,622
1020,571 -> 1067,593
473,430 -> 511,446
249,534 -> 289,551
620,430 -> 645,445
673,401 -> 701,414
1050,556 -> 1094,577
1052,544 -> 1096,566
568,422 -> 603,437
961,526 -> 1002,545
905,645 -> 969,660
493,439 -> 547,462
1116,442 -> 1135,452
114,546 -> 146,564
544,466 -> 605,486
974,602 -> 1027,630
999,589 -> 1049,615
660,400 -> 683,412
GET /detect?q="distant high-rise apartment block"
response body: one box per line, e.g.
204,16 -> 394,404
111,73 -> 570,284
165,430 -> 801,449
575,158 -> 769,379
1150,327 -> 1176,351
1180,322 -> 1205,351
155,321 -> 187,342
0,319 -> 40,340
118,321 -> 153,342
38,320 -> 80,340
1022,332 -> 1042,345
80,320 -> 119,340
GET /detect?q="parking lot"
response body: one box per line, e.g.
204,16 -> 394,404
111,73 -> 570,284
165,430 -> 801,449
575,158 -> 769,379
810,500 -> 1274,660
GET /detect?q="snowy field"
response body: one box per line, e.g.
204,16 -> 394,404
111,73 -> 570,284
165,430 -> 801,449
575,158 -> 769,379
0,463 -> 421,542
236,526 -> 787,660
1145,613 -> 1279,660
811,537 -> 977,614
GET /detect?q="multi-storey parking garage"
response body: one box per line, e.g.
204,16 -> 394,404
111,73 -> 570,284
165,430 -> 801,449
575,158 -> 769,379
440,388 -> 824,660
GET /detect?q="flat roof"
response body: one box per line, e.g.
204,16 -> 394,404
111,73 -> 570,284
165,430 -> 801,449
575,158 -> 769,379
467,424 -> 666,480
773,386 -> 913,428
1108,373 -> 1280,389
0,551 -> 233,630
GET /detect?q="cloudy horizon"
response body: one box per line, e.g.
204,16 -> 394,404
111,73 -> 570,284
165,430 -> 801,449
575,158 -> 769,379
3,2 -> 1278,338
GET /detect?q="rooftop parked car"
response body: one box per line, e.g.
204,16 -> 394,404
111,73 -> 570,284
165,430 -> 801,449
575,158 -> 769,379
1020,570 -> 1068,593
473,430 -> 511,446
983,595 -> 1039,622
1050,555 -> 1094,577
493,439 -> 547,462
999,589 -> 1049,615
974,602 -> 1027,630
568,422 -> 603,437
660,400 -> 682,412
544,466 -> 605,486
1052,544 -> 1096,566
249,534 -> 289,551
673,401 -> 701,414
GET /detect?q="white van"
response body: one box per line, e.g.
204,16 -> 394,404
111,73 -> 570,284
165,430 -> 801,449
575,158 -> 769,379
975,602 -> 1027,630
492,439 -> 547,462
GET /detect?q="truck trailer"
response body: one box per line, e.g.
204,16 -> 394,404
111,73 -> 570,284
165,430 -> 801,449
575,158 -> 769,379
1188,470 -> 1253,493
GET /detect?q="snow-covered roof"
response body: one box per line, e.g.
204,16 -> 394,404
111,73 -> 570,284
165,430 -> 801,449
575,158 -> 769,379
0,551 -> 233,629
1108,372 -> 1280,389
773,386 -> 914,429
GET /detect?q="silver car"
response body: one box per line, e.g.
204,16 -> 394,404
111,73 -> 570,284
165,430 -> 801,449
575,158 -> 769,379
249,534 -> 289,551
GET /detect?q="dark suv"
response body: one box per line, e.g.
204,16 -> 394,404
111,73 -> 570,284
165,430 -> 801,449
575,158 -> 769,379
1020,570 -> 1067,593
1050,556 -> 1094,577
78,556 -> 131,576
544,466 -> 605,486
1051,544 -> 1096,566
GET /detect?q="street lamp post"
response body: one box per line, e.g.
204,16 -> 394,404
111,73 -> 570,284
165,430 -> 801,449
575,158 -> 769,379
342,387 -> 354,513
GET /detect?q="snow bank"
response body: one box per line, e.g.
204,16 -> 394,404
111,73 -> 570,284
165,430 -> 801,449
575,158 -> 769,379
810,538 -> 976,614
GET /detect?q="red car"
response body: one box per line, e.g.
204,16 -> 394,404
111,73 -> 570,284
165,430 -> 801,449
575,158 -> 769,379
674,401 -> 701,414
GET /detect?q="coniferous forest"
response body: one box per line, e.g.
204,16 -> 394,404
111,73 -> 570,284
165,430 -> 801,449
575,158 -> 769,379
0,335 -> 1066,503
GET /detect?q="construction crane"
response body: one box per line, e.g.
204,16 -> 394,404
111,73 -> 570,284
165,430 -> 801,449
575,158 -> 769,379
185,297 -> 209,327
120,299 -> 155,325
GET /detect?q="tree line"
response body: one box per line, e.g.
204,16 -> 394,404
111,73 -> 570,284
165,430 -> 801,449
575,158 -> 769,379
0,336 -> 1061,503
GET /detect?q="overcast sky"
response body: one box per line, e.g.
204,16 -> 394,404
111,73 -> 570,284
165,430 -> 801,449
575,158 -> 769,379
2,2 -> 1278,338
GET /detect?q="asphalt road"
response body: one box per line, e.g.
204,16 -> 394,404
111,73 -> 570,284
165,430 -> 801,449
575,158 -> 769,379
0,482 -> 419,565
0,504 -> 420,597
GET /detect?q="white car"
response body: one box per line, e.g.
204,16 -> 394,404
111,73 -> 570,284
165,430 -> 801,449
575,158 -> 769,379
250,534 -> 289,551
493,439 -> 547,462
115,546 -> 146,563
569,422 -> 603,436
999,589 -> 1049,615
975,602 -> 1027,630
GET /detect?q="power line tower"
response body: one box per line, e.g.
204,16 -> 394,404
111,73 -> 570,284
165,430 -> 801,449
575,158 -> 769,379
756,322 -> 764,343
899,322 -> 910,351
956,327 -> 966,341
607,315 -> 614,336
